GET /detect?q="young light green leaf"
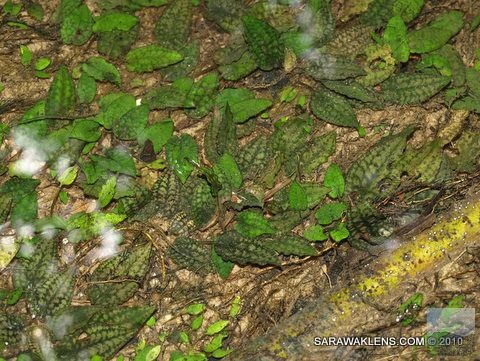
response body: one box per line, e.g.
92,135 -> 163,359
203,333 -> 227,353
235,211 -> 276,238
126,45 -> 183,73
20,45 -> 32,66
93,12 -> 138,32
230,98 -> 272,123
315,202 -> 347,225
186,303 -> 205,315
82,57 -> 121,85
303,225 -> 328,241
383,16 -> 409,63
323,163 -> 345,198
165,134 -> 199,183
98,176 -> 117,208
211,249 -> 234,280
393,0 -> 424,23
288,181 -> 308,211
58,165 -> 78,186
229,296 -> 241,318
191,315 -> 204,330
206,320 -> 229,336
34,58 -> 51,71
329,222 -> 350,242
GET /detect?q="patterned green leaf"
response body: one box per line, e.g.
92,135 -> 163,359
323,163 -> 345,198
311,90 -> 359,128
213,153 -> 243,195
345,126 -> 416,198
219,51 -> 258,81
288,181 -> 308,211
160,41 -> 199,81
126,45 -> 183,73
211,249 -> 234,279
166,134 -> 199,183
0,312 -> 24,346
87,243 -> 152,305
315,202 -> 347,225
205,0 -> 246,32
82,57 -> 121,85
265,235 -> 317,257
236,135 -> 271,181
137,118 -> 174,153
393,0 -> 424,23
306,53 -> 365,80
214,231 -> 280,266
242,15 -> 284,71
407,11 -> 464,53
168,237 -> 214,275
60,5 -> 94,45
204,104 -> 237,163
321,79 -> 378,103
77,73 -> 97,104
0,177 -> 40,224
95,93 -> 135,128
112,104 -> 149,140
328,23 -> 374,58
56,306 -> 155,360
97,25 -> 139,59
155,0 -> 192,50
379,73 -> 451,104
301,0 -> 335,46
360,0 -> 395,29
330,222 -> 350,242
45,65 -> 75,116
93,12 -> 138,32
143,77 -> 194,110
403,139 -> 443,182
29,267 -> 75,317
299,131 -> 337,175
185,73 -> 219,119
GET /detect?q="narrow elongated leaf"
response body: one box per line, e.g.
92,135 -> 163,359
126,45 -> 183,73
45,65 -> 75,116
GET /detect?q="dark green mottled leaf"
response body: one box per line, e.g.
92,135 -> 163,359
407,11 -> 464,53
242,15 -> 284,71
45,65 -> 75,116
311,90 -> 359,128
155,0 -> 192,50
82,57 -> 121,85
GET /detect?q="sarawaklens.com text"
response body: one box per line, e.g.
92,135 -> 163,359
314,336 -> 428,347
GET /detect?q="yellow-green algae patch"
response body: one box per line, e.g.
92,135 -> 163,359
330,199 -> 480,317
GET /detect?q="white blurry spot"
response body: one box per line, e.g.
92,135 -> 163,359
30,326 -> 57,361
95,227 -> 123,259
381,238 -> 401,253
47,314 -> 74,339
54,155 -> 71,178
17,223 -> 35,238
12,130 -> 48,176
136,98 -> 142,106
